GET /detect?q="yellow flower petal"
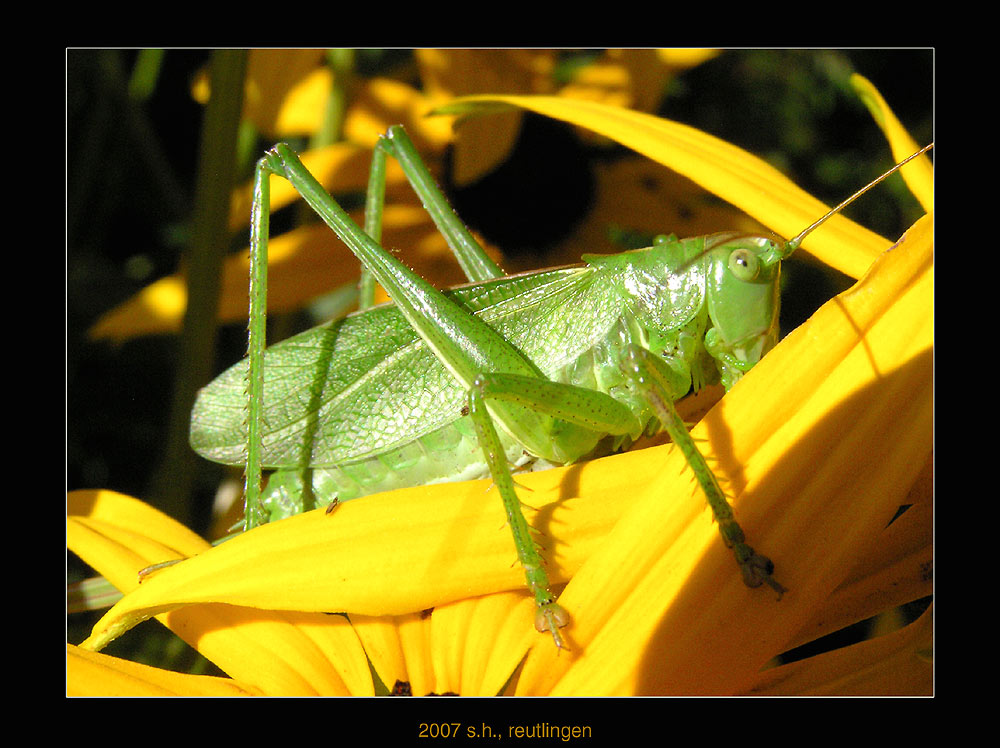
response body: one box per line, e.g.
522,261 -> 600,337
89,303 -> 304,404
781,467 -> 932,652
346,613 -> 412,692
87,275 -> 187,342
78,458 -> 637,654
269,65 -> 336,136
852,74 -> 934,212
436,94 -> 891,279
417,49 -> 556,103
69,490 -> 375,695
415,49 -> 550,187
191,50 -> 329,138
68,643 -> 258,696
747,604 -> 933,695
68,490 -> 209,592
656,48 -> 720,68
427,591 -> 538,696
558,49 -> 710,113
356,591 -> 536,696
343,77 -> 454,153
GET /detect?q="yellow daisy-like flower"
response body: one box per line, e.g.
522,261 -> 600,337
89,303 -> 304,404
69,72 -> 932,696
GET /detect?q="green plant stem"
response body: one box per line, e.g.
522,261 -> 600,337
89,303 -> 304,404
151,49 -> 248,526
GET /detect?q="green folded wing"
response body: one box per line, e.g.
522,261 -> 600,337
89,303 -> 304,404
191,265 -> 619,468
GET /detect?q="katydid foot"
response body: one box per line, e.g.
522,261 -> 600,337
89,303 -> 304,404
534,601 -> 571,650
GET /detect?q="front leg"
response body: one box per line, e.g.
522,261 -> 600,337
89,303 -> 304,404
622,347 -> 786,596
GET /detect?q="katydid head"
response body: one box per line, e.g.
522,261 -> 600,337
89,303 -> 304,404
690,142 -> 932,389
701,233 -> 783,388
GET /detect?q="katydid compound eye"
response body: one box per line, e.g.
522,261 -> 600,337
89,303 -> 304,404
728,248 -> 760,281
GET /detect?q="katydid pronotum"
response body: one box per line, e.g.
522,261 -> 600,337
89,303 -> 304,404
189,124 -> 932,649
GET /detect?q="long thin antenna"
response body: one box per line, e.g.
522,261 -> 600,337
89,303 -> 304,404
785,142 -> 934,253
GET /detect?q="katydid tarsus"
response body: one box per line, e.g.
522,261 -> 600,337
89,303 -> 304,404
189,125 -> 932,649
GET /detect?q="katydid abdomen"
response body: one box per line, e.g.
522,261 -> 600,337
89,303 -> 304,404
190,232 -> 778,524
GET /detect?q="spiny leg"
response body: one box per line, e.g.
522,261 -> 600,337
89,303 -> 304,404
623,347 -> 785,597
357,136 -> 387,311
359,125 -> 503,305
467,370 -> 644,648
243,148 -> 273,530
466,386 -> 570,649
376,126 -> 504,284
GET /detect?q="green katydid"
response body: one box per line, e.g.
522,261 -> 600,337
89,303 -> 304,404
189,123 -> 932,649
